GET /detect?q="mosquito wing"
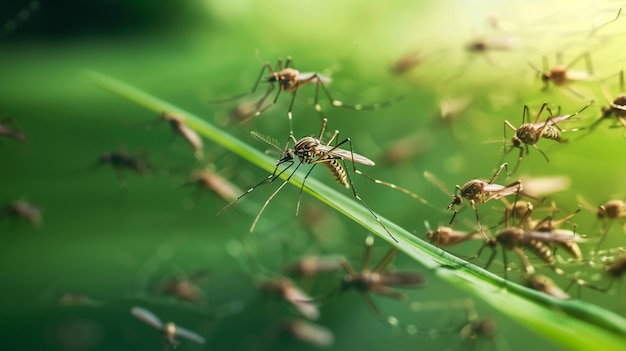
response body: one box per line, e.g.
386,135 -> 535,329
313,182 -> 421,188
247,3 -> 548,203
131,306 -> 164,330
524,230 -> 585,243
532,114 -> 571,128
297,72 -> 332,85
285,320 -> 334,348
379,272 -> 426,287
316,145 -> 375,166
174,325 -> 206,344
284,285 -> 320,320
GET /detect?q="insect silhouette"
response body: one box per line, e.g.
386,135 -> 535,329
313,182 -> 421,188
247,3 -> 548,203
459,300 -> 498,347
391,50 -> 423,75
157,112 -> 204,159
131,306 -> 205,349
502,101 -> 592,173
217,118 -> 412,242
98,148 -> 151,180
337,235 -> 426,316
424,163 -> 523,239
577,196 -> 626,250
0,117 -> 27,142
528,53 -> 595,98
209,56 -> 400,135
568,255 -> 626,293
0,200 -> 42,226
589,70 -> 626,132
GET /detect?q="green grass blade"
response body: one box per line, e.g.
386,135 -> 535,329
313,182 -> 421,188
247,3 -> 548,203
86,70 -> 626,350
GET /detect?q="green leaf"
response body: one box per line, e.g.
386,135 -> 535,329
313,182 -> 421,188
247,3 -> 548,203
87,71 -> 626,351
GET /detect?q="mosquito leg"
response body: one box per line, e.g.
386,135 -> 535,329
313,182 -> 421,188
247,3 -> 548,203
250,178 -> 291,233
372,247 -> 399,273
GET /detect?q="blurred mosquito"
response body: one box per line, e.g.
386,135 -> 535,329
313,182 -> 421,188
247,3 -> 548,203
424,163 -> 523,239
218,118 -> 426,242
156,270 -> 209,304
458,300 -> 498,348
465,35 -> 518,65
0,117 -> 27,142
131,306 -> 205,350
528,52 -> 595,98
502,101 -> 592,174
280,319 -> 334,348
589,70 -> 626,132
526,274 -> 570,300
98,148 -> 151,182
157,112 -> 204,159
283,255 -> 342,278
259,277 -> 320,320
569,255 -> 626,293
184,167 -> 242,203
577,196 -> 626,250
390,50 -> 423,75
0,200 -> 42,226
336,235 -> 426,317
208,56 -> 401,135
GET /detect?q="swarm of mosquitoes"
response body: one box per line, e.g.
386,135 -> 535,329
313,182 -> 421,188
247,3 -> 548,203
5,7 -> 626,351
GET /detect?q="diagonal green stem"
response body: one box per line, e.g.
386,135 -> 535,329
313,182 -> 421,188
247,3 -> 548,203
86,71 -> 626,350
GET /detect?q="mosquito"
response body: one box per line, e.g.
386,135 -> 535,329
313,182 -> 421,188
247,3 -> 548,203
590,70 -> 626,132
281,319 -> 334,348
131,306 -> 205,349
424,221 -> 484,248
158,112 -> 204,159
208,56 -> 401,135
156,270 -> 209,304
0,200 -> 42,226
528,52 -> 595,98
526,274 -> 571,300
390,50 -> 423,75
569,255 -> 626,293
577,196 -> 626,250
424,163 -> 523,239
475,214 -> 583,277
98,148 -> 151,179
337,235 -> 426,317
217,118 -> 423,242
502,101 -> 592,173
0,117 -> 27,142
185,168 -> 242,203
459,300 -> 498,347
259,277 -> 320,320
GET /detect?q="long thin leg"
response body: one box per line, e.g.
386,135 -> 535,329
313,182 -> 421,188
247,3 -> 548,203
250,163 -> 304,233
372,247 -> 398,273
362,236 -> 374,271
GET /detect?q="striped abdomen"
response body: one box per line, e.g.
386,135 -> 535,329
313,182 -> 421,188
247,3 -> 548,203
541,126 -> 562,142
524,238 -> 555,267
321,156 -> 349,188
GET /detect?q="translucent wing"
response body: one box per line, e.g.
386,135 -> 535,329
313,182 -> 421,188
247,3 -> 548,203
283,285 -> 320,320
379,272 -> 426,287
424,171 -> 454,197
524,230 -> 586,243
316,145 -> 375,166
174,325 -> 206,344
131,306 -> 163,330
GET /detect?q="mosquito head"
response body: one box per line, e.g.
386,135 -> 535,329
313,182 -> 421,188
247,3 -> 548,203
540,71 -> 552,83
163,323 -> 180,346
341,273 -> 368,293
448,195 -> 462,210
510,135 -> 522,148
267,68 -> 299,91
277,148 -> 295,166
466,40 -> 487,53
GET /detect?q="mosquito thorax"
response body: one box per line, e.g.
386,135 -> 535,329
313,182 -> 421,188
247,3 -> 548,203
612,95 -> 626,116
163,323 -> 178,345
495,228 -> 524,249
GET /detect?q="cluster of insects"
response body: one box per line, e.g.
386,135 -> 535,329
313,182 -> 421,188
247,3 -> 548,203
5,5 -> 626,351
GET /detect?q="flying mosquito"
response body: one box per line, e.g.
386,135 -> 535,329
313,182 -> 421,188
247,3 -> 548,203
336,235 -> 426,317
424,163 -> 523,239
184,167 -> 242,203
0,117 -> 27,142
131,306 -> 205,349
502,101 -> 592,173
157,112 -> 204,159
0,200 -> 42,226
589,70 -> 626,132
577,196 -> 626,250
528,52 -> 595,98
208,56 -> 401,135
217,118 -> 428,242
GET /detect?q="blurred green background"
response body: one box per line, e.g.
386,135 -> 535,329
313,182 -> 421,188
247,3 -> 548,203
2,0 -> 626,350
